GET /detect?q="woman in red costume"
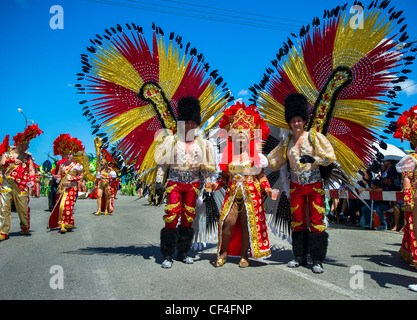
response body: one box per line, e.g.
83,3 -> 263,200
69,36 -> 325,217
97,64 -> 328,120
95,149 -> 117,215
48,134 -> 84,233
0,124 -> 43,240
31,166 -> 42,198
212,101 -> 276,268
393,106 -> 417,269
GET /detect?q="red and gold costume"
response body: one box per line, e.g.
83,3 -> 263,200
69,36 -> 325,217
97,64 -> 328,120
393,105 -> 417,267
266,94 -> 336,272
31,169 -> 42,198
47,134 -> 84,232
251,1 -> 412,273
267,125 -> 336,233
75,23 -> 230,267
155,96 -> 217,267
213,102 -> 272,266
0,124 -> 43,240
95,149 -> 118,215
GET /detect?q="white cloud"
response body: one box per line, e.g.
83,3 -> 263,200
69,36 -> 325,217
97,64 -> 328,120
400,79 -> 417,96
237,89 -> 248,97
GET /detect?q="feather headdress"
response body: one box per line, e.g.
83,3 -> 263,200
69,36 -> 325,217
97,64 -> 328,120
13,124 -> 43,145
53,134 -> 85,156
76,23 -> 232,184
251,0 -> 413,183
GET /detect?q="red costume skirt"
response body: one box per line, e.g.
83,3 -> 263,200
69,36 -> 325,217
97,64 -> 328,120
217,180 -> 271,259
399,210 -> 417,267
48,186 -> 77,230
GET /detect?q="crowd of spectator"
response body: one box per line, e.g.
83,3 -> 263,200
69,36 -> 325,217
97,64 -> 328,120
326,159 -> 404,232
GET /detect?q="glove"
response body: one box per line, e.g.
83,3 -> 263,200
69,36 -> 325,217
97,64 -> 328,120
299,155 -> 315,164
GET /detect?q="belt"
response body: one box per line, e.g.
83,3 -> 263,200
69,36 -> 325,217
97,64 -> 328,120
168,169 -> 200,183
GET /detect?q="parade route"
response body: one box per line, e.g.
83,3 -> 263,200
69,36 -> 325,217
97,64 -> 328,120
1,195 -> 417,301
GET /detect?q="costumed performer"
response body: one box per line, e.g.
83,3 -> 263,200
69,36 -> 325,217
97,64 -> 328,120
47,134 -> 84,233
95,149 -> 117,215
393,105 -> 417,269
155,96 -> 217,269
267,93 -> 336,273
0,124 -> 43,240
211,101 -> 276,268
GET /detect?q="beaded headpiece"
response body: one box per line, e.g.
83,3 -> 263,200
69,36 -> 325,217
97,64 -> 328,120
393,105 -> 417,144
219,101 -> 270,141
13,124 -> 43,145
53,133 -> 85,156
100,148 -> 117,166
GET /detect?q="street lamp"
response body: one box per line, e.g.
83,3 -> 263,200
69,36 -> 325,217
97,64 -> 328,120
18,108 -> 34,128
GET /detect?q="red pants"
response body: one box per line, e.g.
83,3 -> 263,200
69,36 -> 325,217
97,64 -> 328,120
163,180 -> 199,229
290,181 -> 326,233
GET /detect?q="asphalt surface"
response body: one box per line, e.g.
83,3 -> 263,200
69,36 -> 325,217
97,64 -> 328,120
1,194 -> 417,303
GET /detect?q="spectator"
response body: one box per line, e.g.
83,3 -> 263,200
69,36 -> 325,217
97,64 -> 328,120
360,179 -> 389,230
349,167 -> 373,227
381,172 -> 404,231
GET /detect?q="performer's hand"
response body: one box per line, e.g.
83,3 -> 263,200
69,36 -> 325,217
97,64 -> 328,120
204,182 -> 212,192
269,189 -> 280,200
211,182 -> 219,191
299,155 -> 315,164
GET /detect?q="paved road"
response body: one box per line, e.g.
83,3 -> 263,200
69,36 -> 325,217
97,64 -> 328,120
1,194 -> 417,303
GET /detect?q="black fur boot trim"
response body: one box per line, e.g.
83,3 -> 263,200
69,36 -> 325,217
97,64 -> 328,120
177,226 -> 194,261
291,229 -> 309,261
308,231 -> 329,263
160,227 -> 178,259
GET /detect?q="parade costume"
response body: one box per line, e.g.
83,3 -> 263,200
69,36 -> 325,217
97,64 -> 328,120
267,94 -> 336,272
95,148 -> 118,215
76,23 -> 231,267
0,124 -> 43,240
47,134 -> 84,233
249,1 -> 413,272
31,167 -> 42,198
155,96 -> 217,268
213,102 -> 272,267
393,106 -> 417,267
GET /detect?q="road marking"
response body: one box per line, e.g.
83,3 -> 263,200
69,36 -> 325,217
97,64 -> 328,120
278,264 -> 370,300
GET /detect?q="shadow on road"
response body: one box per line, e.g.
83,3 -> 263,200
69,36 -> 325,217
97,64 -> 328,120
63,244 -> 164,262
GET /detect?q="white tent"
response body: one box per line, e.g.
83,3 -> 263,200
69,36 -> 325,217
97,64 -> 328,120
373,142 -> 408,162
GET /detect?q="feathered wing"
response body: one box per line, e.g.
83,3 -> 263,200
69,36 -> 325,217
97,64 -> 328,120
77,23 -> 232,186
252,1 -> 414,236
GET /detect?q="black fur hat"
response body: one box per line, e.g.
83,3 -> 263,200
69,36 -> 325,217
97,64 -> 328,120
177,96 -> 201,125
284,93 -> 309,124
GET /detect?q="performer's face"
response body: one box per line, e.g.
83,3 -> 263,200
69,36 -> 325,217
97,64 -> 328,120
184,120 -> 199,140
235,132 -> 249,147
65,152 -> 74,161
16,143 -> 29,153
185,120 -> 198,131
289,116 -> 306,133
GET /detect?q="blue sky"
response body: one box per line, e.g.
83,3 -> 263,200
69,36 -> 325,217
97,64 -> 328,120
1,0 -> 417,165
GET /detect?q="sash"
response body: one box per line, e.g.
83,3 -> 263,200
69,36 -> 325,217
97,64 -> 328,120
57,162 -> 77,194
